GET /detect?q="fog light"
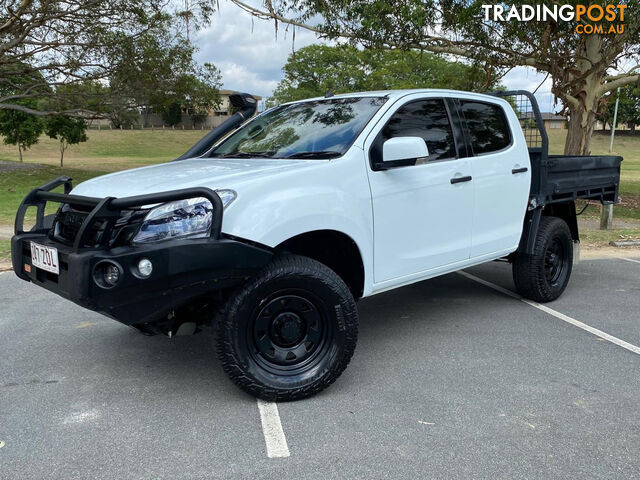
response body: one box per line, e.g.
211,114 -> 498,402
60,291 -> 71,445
93,260 -> 123,289
137,258 -> 153,278
103,264 -> 120,286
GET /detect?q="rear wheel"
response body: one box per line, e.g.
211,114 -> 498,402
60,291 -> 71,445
513,216 -> 573,303
215,255 -> 358,401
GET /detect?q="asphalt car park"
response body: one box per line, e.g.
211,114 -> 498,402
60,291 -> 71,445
1,256 -> 639,479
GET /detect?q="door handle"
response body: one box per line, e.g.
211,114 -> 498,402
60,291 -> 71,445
450,176 -> 472,184
512,167 -> 528,174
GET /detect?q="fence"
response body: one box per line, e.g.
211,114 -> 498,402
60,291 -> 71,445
88,113 -> 232,131
88,123 -> 216,131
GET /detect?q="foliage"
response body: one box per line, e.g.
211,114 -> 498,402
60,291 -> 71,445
160,102 -> 184,127
270,45 -> 498,105
0,0 -> 217,117
598,86 -> 640,131
0,105 -> 43,162
231,0 -> 640,155
44,116 -> 88,167
108,104 -> 141,130
110,30 -> 222,126
0,65 -> 46,160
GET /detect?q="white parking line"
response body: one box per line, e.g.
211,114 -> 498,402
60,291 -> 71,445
618,257 -> 640,265
458,271 -> 640,356
256,399 -> 290,458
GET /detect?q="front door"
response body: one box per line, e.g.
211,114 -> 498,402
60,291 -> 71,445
365,97 -> 474,283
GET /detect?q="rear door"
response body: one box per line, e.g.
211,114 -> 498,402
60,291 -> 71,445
365,95 -> 474,283
457,99 -> 531,257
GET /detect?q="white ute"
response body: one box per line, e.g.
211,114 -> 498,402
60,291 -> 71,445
12,89 -> 622,400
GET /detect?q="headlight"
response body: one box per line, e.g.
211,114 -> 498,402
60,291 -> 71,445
132,190 -> 236,243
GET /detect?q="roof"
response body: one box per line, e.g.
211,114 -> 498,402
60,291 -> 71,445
520,111 -> 565,121
219,89 -> 262,101
540,112 -> 566,121
282,88 -> 510,105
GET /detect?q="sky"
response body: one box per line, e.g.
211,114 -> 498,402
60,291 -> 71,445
194,1 -> 557,113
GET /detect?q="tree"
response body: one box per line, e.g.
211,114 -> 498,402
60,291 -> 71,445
598,86 -> 640,132
0,104 -> 42,161
107,101 -> 140,129
183,64 -> 223,127
175,0 -> 214,41
43,116 -> 88,167
160,102 -> 184,127
108,29 -> 222,127
0,0 -> 214,117
270,44 -> 500,105
230,0 -> 639,155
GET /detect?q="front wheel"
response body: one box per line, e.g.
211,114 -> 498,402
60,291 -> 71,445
215,255 -> 358,401
512,216 -> 573,303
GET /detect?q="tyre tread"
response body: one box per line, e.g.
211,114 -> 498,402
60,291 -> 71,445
513,216 -> 573,303
215,254 -> 358,401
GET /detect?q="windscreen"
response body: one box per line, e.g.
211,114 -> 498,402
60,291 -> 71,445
209,97 -> 387,159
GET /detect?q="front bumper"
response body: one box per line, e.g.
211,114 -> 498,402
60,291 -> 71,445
11,177 -> 273,326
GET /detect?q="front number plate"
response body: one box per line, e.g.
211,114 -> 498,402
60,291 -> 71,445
30,242 -> 59,275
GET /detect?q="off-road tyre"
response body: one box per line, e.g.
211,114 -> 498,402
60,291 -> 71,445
513,216 -> 573,303
216,254 -> 358,401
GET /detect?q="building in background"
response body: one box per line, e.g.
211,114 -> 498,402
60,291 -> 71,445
215,90 -> 264,116
94,90 -> 262,129
518,111 -> 567,131
144,90 -> 263,129
540,112 -> 566,130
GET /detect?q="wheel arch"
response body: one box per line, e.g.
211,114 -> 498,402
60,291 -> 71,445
517,200 -> 578,255
275,229 -> 365,298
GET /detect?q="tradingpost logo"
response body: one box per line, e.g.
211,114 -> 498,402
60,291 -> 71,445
481,3 -> 628,34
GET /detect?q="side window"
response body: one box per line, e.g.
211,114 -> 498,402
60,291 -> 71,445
460,101 -> 511,154
381,99 -> 456,162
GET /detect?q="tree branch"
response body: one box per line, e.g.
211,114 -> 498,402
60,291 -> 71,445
0,0 -> 32,33
605,64 -> 640,82
0,103 -> 101,118
598,74 -> 640,96
230,0 -> 326,35
229,0 -> 545,70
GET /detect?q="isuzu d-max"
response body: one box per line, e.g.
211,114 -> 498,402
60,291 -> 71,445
12,90 -> 621,400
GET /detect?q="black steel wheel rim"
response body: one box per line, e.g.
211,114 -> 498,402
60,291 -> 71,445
248,290 -> 334,375
544,237 -> 565,285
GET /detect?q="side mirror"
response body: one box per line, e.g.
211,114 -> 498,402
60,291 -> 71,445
381,137 -> 429,169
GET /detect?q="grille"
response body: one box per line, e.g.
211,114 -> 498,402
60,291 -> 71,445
52,205 -> 147,247
53,208 -> 106,245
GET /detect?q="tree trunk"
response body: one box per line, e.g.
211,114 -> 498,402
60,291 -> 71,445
564,101 -> 598,155
60,140 -> 65,168
563,36 -> 603,156
563,80 -> 601,156
559,34 -> 613,228
18,144 -> 23,162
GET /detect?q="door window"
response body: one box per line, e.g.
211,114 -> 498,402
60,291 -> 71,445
380,99 -> 456,162
459,101 -> 511,154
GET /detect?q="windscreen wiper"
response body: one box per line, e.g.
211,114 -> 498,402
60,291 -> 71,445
221,152 -> 274,158
285,151 -> 342,159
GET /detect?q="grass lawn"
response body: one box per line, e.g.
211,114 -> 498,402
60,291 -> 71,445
0,128 -> 639,264
548,129 -> 640,212
0,165 -> 108,224
0,129 -> 206,171
580,227 -> 640,245
0,239 -> 10,262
